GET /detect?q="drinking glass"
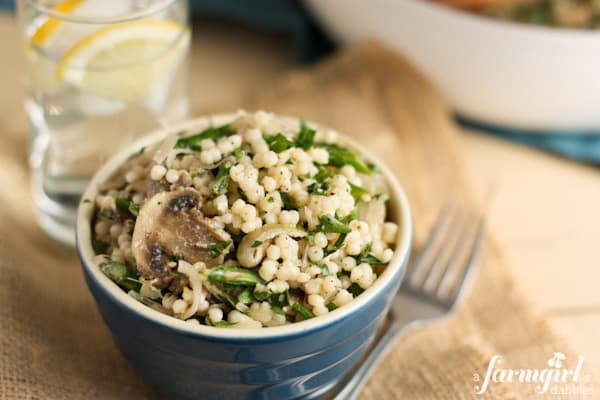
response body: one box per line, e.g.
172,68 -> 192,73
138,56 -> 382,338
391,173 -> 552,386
17,0 -> 190,246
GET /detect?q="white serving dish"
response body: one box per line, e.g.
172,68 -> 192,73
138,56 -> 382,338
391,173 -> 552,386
305,0 -> 600,132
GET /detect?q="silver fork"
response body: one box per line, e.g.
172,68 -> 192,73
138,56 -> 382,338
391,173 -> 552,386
329,203 -> 486,400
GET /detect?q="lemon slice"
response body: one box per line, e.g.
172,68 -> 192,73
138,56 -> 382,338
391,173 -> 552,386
25,0 -> 85,91
58,20 -> 190,104
31,0 -> 84,47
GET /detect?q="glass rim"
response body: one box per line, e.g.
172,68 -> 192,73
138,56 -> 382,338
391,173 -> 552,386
22,0 -> 179,24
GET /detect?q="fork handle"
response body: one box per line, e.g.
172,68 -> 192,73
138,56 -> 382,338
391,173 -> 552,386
330,321 -> 414,400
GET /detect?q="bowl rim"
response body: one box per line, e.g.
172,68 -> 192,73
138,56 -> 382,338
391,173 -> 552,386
405,0 -> 600,39
76,111 -> 413,341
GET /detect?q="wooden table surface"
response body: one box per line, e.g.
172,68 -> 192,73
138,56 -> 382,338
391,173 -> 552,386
2,13 -> 598,377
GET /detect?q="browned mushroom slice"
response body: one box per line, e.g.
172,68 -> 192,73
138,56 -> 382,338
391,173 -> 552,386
131,188 -> 228,289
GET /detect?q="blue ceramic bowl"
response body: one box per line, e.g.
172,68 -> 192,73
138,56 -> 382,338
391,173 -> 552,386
76,113 -> 413,400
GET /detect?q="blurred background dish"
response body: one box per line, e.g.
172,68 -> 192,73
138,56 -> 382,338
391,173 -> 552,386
305,0 -> 600,133
434,0 -> 600,29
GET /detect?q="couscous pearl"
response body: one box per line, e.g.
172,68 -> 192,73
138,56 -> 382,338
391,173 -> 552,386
350,267 -> 363,282
308,246 -> 324,262
249,302 -> 273,324
172,299 -> 187,314
207,307 -> 223,323
165,169 -> 180,184
95,220 -> 110,236
276,261 -> 300,281
109,224 -> 122,239
304,278 -> 322,294
214,194 -> 228,213
262,176 -> 277,192
340,275 -> 352,289
313,232 -> 328,248
279,210 -> 300,226
313,305 -> 328,316
382,222 -> 399,243
297,272 -> 311,283
132,193 -> 143,204
267,279 -> 289,293
100,196 -> 115,210
381,248 -> 394,263
334,289 -> 353,306
266,245 -> 281,260
322,276 -> 339,295
307,294 -> 325,307
200,139 -> 215,150
259,260 -> 278,281
150,164 -> 167,180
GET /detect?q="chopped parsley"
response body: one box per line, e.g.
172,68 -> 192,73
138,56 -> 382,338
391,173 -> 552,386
348,283 -> 364,297
353,243 -> 384,265
317,143 -> 373,174
205,265 -> 264,286
92,238 -> 109,254
233,147 -> 244,159
174,124 -> 233,151
250,240 -> 263,248
116,196 -> 139,219
253,291 -> 269,301
307,181 -> 330,196
213,161 -> 233,195
101,261 -> 141,292
292,303 -> 314,319
208,240 -> 232,259
279,191 -> 298,211
214,320 -> 237,327
348,182 -> 369,201
264,133 -> 294,153
316,214 -> 351,234
100,208 -> 115,220
296,119 -> 316,149
326,302 -> 338,311
237,288 -> 255,304
325,232 -> 347,255
319,264 -> 330,276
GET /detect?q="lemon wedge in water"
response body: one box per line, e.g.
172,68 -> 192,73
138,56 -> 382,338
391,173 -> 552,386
57,19 -> 190,104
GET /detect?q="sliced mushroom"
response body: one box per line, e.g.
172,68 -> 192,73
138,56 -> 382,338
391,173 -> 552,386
131,188 -> 228,289
145,174 -> 170,198
237,224 -> 306,268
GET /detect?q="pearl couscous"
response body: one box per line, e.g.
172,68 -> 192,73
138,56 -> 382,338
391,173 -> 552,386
90,111 -> 399,328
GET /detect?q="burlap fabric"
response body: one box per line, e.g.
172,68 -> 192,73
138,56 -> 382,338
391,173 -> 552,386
0,28 -> 594,399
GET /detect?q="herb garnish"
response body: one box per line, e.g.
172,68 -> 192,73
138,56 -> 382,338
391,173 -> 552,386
92,238 -> 109,253
307,181 -> 330,196
264,133 -> 294,153
348,283 -> 364,297
208,240 -> 232,259
353,243 -> 384,265
279,191 -> 298,211
116,196 -> 139,219
296,119 -> 316,149
174,124 -> 233,151
205,266 -> 264,286
316,214 -> 351,234
213,161 -> 233,195
317,143 -> 373,174
292,303 -> 315,319
348,182 -> 369,201
250,240 -> 263,248
101,261 -> 141,292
